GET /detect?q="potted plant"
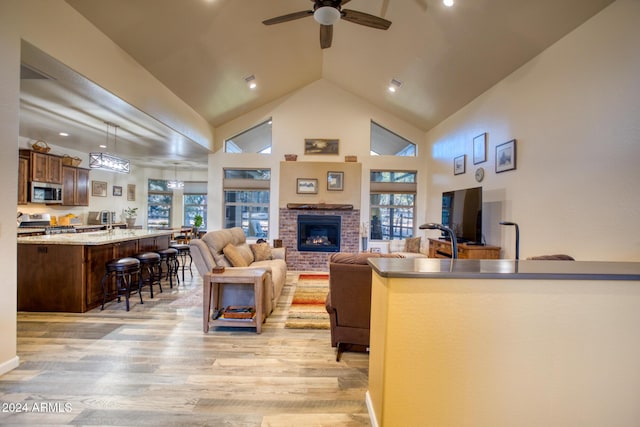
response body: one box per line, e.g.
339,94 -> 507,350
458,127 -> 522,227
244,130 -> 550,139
124,207 -> 138,228
193,214 -> 203,237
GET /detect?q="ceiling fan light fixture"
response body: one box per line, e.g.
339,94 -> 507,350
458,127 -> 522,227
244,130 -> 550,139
314,6 -> 340,26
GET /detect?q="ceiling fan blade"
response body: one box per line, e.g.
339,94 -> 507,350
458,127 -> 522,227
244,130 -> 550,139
262,10 -> 313,25
320,24 -> 333,49
341,9 -> 392,30
341,0 -> 353,5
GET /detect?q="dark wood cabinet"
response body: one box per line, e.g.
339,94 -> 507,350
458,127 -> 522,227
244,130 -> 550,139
62,166 -> 89,206
18,233 -> 172,313
30,151 -> 62,184
18,156 -> 29,205
428,238 -> 501,259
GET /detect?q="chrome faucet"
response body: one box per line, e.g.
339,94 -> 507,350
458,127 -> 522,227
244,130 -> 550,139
419,222 -> 458,259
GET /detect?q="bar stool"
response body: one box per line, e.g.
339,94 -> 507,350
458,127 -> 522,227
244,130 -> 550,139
170,243 -> 193,282
156,248 -> 179,288
134,252 -> 163,298
100,257 -> 142,311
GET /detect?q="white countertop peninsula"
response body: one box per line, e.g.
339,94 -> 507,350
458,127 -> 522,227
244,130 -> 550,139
17,228 -> 172,245
366,258 -> 640,427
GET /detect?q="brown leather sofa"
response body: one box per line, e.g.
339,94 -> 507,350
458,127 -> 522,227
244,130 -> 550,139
325,252 -> 401,361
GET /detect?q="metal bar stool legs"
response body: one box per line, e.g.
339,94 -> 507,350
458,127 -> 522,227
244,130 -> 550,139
100,257 -> 142,311
170,243 -> 193,282
134,252 -> 163,298
156,248 -> 179,288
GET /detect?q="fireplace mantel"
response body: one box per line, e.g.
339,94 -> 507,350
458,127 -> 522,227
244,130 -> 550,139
286,203 -> 353,210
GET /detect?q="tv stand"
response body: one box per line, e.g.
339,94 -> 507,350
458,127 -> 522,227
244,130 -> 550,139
428,238 -> 500,259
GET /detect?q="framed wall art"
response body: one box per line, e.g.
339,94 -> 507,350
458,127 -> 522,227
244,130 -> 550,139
496,139 -> 517,173
297,178 -> 318,194
112,185 -> 122,196
127,184 -> 136,201
327,171 -> 344,191
91,180 -> 107,197
473,132 -> 487,164
304,138 -> 339,155
454,155 -> 466,175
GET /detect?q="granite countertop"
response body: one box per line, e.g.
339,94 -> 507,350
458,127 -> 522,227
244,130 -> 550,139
17,228 -> 173,245
368,258 -> 640,281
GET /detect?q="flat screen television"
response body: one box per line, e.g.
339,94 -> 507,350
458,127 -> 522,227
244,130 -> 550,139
441,186 -> 482,244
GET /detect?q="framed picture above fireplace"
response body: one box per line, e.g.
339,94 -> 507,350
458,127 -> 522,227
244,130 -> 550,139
297,178 -> 318,194
327,171 -> 344,191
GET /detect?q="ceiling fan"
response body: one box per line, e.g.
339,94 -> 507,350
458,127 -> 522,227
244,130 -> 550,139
262,0 -> 392,49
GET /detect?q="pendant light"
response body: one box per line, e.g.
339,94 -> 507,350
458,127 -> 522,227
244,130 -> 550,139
89,122 -> 131,174
167,163 -> 184,190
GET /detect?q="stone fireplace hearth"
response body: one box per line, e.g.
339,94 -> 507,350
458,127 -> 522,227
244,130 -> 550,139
279,207 -> 360,271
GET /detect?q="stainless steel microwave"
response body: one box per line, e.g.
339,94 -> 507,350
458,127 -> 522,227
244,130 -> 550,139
30,181 -> 63,204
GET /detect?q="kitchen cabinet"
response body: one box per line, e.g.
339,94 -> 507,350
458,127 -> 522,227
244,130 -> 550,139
17,230 -> 173,312
62,166 -> 89,206
18,156 -> 29,205
30,150 -> 63,184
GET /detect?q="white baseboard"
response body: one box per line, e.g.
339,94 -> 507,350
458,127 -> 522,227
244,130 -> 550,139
0,356 -> 20,376
366,390 -> 379,427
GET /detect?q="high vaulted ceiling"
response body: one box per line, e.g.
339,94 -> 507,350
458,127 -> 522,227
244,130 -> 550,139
21,0 -> 615,167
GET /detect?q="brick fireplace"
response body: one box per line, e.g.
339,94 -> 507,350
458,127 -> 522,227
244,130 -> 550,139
279,206 -> 360,271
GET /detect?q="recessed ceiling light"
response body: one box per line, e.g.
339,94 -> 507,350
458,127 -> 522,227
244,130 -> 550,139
244,75 -> 257,90
388,78 -> 402,93
59,132 -> 69,136
443,0 -> 454,7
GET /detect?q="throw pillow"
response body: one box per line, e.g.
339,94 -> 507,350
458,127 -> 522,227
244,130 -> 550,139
250,242 -> 273,261
404,237 -> 421,253
223,243 -> 248,267
213,253 -> 231,268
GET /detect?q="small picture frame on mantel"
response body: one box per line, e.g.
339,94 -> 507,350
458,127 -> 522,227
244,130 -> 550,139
327,171 -> 344,191
297,178 -> 318,194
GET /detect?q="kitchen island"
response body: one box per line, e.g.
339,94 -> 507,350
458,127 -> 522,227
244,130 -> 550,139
18,229 -> 172,313
366,258 -> 640,427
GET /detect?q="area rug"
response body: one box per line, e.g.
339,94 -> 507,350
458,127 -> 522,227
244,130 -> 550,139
285,273 -> 330,329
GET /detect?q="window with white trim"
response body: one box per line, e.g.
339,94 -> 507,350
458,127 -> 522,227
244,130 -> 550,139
224,169 -> 270,238
225,119 -> 272,153
369,170 -> 417,240
370,121 -> 416,156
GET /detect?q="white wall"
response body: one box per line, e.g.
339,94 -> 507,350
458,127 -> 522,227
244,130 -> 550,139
0,0 -> 21,375
425,0 -> 640,261
210,79 -> 427,239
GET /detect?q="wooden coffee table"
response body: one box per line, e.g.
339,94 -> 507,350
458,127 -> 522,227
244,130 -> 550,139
203,268 -> 267,334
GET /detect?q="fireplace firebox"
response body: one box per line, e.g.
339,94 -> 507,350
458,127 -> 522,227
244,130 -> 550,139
297,215 -> 341,252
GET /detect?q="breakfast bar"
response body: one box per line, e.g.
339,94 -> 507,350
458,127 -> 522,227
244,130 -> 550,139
17,229 -> 172,313
366,258 -> 640,427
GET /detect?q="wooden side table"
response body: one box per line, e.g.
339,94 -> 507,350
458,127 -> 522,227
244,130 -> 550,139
203,268 -> 267,334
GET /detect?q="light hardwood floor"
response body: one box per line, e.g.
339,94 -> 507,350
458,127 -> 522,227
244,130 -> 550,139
1,271 -> 371,426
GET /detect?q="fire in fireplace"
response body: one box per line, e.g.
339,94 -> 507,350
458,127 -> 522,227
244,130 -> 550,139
297,215 -> 341,252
